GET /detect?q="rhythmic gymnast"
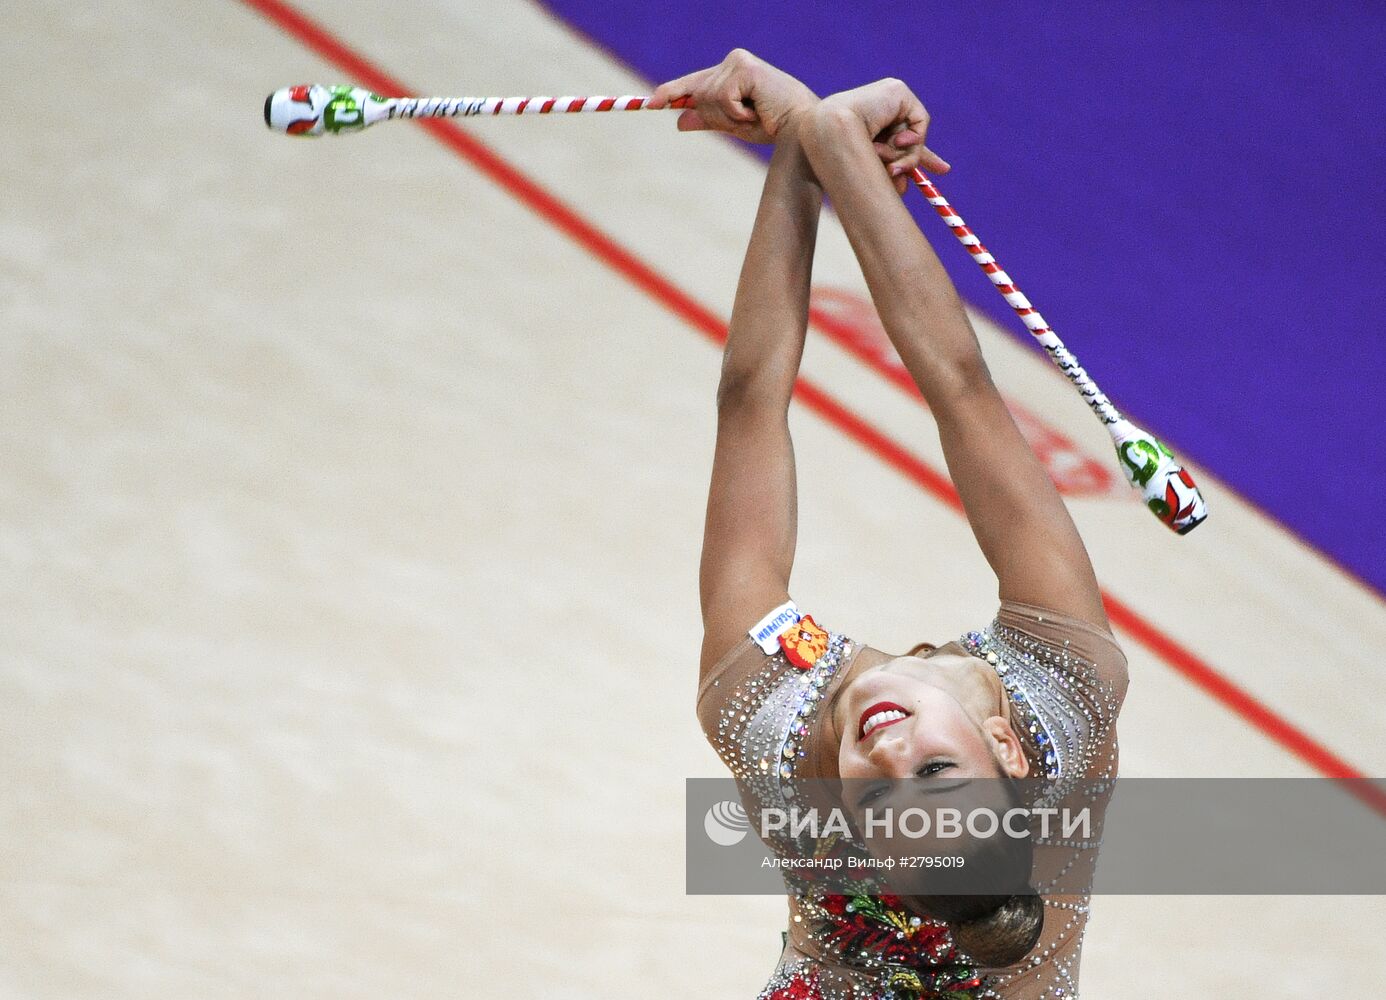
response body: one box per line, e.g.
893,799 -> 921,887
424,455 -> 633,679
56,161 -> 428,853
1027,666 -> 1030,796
650,52 -> 1128,999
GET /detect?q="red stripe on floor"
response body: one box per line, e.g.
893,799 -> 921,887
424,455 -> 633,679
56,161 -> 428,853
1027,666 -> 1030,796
239,0 -> 1386,820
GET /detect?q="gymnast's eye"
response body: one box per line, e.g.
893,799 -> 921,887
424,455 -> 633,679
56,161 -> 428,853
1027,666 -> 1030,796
916,761 -> 954,778
856,783 -> 889,808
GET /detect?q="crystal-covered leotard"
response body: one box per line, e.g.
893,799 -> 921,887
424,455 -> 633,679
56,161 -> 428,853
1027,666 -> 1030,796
696,600 -> 1129,999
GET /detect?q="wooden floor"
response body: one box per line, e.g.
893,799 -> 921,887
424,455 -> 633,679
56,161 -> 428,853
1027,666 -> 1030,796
3,2 -> 1383,997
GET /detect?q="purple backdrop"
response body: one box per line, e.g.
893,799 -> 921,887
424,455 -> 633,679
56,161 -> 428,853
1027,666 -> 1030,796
541,0 -> 1386,596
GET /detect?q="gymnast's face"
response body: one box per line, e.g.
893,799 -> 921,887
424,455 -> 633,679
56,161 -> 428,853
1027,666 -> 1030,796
833,650 -> 1030,806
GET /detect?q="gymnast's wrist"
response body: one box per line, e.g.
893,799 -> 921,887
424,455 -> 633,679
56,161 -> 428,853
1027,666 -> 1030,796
772,97 -> 820,142
808,97 -> 866,137
799,98 -> 868,166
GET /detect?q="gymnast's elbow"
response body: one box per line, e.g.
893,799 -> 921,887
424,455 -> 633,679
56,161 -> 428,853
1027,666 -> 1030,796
714,357 -> 795,417
892,340 -> 996,415
931,351 -> 997,404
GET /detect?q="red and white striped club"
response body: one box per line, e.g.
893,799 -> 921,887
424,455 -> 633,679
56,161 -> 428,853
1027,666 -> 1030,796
264,84 -> 688,137
909,169 -> 1206,532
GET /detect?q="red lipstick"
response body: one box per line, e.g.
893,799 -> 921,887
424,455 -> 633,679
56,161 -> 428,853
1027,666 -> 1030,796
857,701 -> 911,741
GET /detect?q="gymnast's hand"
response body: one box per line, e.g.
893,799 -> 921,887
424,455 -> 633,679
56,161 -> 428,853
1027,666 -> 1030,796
818,78 -> 951,193
648,49 -> 817,144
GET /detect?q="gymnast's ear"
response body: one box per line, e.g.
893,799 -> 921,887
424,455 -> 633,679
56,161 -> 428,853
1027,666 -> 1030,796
982,716 -> 1031,778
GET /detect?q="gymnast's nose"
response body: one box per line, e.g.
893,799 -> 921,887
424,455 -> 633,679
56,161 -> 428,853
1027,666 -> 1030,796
866,730 -> 917,779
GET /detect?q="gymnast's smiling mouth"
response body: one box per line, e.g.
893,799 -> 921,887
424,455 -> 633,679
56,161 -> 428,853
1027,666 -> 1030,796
857,701 -> 911,741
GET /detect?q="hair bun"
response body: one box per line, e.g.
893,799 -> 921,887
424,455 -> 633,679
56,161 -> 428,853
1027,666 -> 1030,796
952,892 -> 1045,968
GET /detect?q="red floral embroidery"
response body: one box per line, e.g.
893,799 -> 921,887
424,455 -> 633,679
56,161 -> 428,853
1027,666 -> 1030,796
766,971 -> 819,1000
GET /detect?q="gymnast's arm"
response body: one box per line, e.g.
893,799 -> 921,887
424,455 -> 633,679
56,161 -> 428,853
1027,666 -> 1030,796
799,81 -> 1108,629
694,114 -> 823,677
650,53 -> 826,675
